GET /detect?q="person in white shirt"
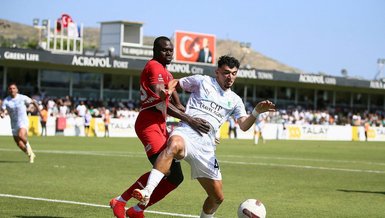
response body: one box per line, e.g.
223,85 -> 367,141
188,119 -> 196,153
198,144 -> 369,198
76,101 -> 87,117
254,112 -> 268,144
0,83 -> 40,163
196,37 -> 213,63
132,56 -> 275,217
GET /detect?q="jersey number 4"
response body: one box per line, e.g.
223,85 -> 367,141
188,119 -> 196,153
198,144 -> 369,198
214,159 -> 220,169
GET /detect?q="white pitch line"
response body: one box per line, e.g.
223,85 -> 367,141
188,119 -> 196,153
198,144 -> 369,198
0,193 -> 199,218
1,148 -> 385,174
222,154 -> 385,166
220,160 -> 385,174
0,148 -> 144,158
2,147 -> 385,166
3,147 -> 385,165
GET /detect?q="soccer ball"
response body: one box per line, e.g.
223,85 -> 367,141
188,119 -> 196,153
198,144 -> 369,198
237,199 -> 266,218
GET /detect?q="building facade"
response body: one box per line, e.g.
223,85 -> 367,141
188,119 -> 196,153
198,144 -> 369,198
1,20 -> 384,115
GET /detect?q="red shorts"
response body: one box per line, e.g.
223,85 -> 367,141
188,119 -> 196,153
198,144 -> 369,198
135,109 -> 168,157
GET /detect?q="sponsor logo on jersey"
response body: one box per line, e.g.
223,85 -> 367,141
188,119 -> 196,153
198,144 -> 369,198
158,74 -> 164,83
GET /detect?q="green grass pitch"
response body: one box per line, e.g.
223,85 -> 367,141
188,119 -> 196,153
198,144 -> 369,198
0,136 -> 384,217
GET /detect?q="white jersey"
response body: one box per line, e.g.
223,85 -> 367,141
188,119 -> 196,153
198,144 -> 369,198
179,75 -> 247,134
2,94 -> 32,130
255,112 -> 268,131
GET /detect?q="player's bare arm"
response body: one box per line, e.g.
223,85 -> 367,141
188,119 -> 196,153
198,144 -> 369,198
31,100 -> 41,116
167,79 -> 185,111
151,82 -> 210,135
237,100 -> 275,131
170,90 -> 185,112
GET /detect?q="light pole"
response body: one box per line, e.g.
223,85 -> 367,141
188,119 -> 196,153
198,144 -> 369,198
374,58 -> 385,80
33,18 -> 49,49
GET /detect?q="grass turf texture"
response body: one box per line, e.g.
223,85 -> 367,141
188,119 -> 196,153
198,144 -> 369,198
0,136 -> 384,217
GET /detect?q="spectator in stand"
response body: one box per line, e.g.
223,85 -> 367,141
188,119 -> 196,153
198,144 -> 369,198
84,109 -> 92,137
227,116 -> 237,139
364,118 -> 370,141
47,98 -> 56,117
381,115 -> 385,127
63,95 -> 73,111
103,108 -> 111,137
76,101 -> 87,117
40,104 -> 48,136
58,99 -> 69,117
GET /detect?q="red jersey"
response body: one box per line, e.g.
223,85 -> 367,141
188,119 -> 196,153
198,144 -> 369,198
139,59 -> 173,118
136,59 -> 174,157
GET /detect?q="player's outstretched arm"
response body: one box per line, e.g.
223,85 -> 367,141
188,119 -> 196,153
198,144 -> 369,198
237,100 -> 275,131
31,100 -> 41,116
167,103 -> 210,135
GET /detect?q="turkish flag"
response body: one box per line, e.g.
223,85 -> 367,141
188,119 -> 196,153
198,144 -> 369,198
56,14 -> 73,32
174,31 -> 216,64
61,14 -> 72,28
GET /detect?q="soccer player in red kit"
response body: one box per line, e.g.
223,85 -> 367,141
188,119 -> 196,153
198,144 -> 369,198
110,36 -> 210,218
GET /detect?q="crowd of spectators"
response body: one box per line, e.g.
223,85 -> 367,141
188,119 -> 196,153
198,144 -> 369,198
27,94 -> 140,121
10,89 -> 384,129
265,107 -> 385,127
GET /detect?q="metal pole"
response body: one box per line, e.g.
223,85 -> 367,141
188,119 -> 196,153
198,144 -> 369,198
243,85 -> 248,104
314,89 -> 318,110
69,73 -> 73,97
129,74 -> 133,100
100,74 -> 104,100
2,67 -> 7,94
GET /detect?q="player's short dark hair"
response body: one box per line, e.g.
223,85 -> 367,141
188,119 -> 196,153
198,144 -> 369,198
153,36 -> 171,50
7,82 -> 17,88
218,55 -> 240,69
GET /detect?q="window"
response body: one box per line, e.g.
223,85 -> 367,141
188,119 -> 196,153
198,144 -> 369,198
335,91 -> 351,112
40,70 -> 71,98
6,67 -> 38,96
103,73 -> 130,100
277,87 -> 295,108
72,72 -> 101,100
297,88 -> 315,110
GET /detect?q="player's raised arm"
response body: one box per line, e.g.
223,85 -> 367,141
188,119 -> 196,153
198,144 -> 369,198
237,100 -> 275,131
31,99 -> 41,116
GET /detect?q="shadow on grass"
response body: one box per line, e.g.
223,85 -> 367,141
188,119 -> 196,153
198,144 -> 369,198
0,160 -> 27,163
15,216 -> 66,218
337,189 -> 385,195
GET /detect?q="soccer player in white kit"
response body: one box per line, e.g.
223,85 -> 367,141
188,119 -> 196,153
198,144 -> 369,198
254,112 -> 268,144
0,83 -> 40,163
132,56 -> 275,217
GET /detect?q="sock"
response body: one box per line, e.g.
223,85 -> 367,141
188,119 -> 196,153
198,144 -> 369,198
133,204 -> 143,212
120,172 -> 150,201
139,178 -> 178,209
145,169 -> 165,195
200,211 -> 214,218
116,196 -> 127,203
25,142 -> 33,155
254,133 -> 259,144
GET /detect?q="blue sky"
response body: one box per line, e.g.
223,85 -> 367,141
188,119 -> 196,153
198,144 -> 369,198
1,0 -> 385,79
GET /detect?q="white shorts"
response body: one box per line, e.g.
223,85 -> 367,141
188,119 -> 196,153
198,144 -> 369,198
170,124 -> 222,180
11,121 -> 29,136
255,123 -> 264,132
